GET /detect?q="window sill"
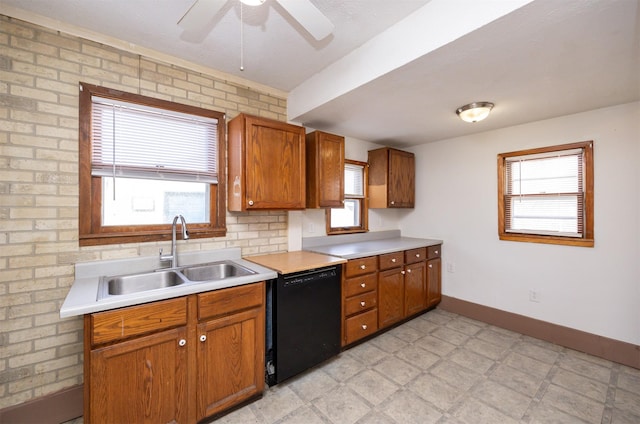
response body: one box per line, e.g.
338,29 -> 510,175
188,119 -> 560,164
499,233 -> 594,247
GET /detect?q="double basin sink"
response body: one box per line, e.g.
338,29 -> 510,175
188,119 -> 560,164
97,260 -> 256,300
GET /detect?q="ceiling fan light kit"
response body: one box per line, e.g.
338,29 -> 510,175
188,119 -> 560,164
179,0 -> 334,41
456,102 -> 494,123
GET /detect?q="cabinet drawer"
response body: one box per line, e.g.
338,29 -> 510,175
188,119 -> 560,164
344,291 -> 377,316
345,256 -> 378,277
379,251 -> 404,270
90,297 -> 187,346
344,308 -> 378,345
427,245 -> 441,259
405,247 -> 427,264
344,273 -> 377,297
198,282 -> 264,321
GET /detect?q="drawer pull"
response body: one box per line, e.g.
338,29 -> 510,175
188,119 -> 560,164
200,335 -> 207,342
360,265 -> 366,270
360,282 -> 366,288
362,324 -> 368,330
435,250 -> 439,255
391,258 -> 396,263
407,269 -> 412,273
429,264 -> 433,268
178,339 -> 186,347
360,301 -> 366,307
416,253 -> 421,258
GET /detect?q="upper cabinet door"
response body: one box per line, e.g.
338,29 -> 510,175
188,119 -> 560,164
228,114 -> 306,211
305,131 -> 345,208
368,147 -> 415,208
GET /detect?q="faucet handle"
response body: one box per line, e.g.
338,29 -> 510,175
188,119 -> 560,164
159,248 -> 172,262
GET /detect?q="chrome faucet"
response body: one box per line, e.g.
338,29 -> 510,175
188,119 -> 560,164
160,215 -> 189,269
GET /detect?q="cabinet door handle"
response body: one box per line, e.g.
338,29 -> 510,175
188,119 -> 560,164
248,200 -> 254,206
390,201 -> 395,205
407,269 -> 412,273
362,324 -> 368,330
360,264 -> 366,270
199,335 -> 207,342
429,264 -> 433,268
401,270 -> 405,275
360,301 -> 366,307
360,282 -> 366,288
178,339 -> 186,347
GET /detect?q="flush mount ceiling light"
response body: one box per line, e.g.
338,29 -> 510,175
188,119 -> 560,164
239,0 -> 265,5
456,102 -> 494,123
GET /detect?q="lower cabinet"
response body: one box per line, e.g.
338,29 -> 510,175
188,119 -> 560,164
88,326 -> 188,424
342,244 -> 442,347
342,256 -> 378,346
426,245 -> 442,308
84,282 -> 265,424
196,285 -> 265,420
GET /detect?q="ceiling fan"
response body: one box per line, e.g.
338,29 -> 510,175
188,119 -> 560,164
178,0 -> 335,41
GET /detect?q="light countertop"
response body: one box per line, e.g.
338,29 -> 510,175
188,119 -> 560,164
59,248 -> 277,318
302,230 -> 442,260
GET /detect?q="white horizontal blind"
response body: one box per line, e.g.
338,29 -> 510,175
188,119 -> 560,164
344,163 -> 364,197
91,96 -> 218,183
504,148 -> 584,237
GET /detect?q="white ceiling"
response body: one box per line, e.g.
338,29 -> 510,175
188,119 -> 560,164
2,0 -> 639,147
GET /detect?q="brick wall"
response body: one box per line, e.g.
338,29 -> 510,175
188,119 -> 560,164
0,15 -> 288,410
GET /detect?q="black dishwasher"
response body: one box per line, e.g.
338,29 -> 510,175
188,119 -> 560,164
266,265 -> 341,386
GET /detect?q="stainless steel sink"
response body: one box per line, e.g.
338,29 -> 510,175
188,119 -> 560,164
181,261 -> 256,282
97,270 -> 186,300
96,260 -> 256,300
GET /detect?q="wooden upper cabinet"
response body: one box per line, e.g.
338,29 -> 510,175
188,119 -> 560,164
305,130 -> 345,208
228,113 -> 306,211
368,147 -> 415,208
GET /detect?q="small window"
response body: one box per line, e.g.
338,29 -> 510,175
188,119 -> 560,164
497,141 -> 593,246
79,82 -> 226,246
327,160 -> 368,234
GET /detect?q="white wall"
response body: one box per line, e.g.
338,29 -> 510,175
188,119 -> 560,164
402,102 -> 640,345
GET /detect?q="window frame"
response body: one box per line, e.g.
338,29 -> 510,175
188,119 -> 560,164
497,141 -> 594,247
326,159 -> 369,235
78,82 -> 226,246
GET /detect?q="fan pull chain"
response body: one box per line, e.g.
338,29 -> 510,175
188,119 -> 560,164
240,1 -> 244,71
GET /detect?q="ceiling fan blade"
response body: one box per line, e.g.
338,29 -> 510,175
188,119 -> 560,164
178,0 -> 227,32
276,0 -> 334,40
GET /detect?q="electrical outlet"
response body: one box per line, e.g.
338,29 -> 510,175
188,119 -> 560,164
529,289 -> 541,303
446,262 -> 456,273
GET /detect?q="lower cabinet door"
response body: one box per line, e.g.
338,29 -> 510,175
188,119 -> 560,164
427,257 -> 442,308
404,261 -> 426,316
89,327 -> 188,424
378,268 -> 405,328
196,307 -> 265,420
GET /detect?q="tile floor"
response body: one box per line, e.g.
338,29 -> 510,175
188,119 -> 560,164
211,309 -> 640,424
65,308 -> 640,424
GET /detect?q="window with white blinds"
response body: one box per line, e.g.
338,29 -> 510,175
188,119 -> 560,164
78,82 -> 226,246
344,162 -> 365,197
498,141 -> 594,247
91,96 -> 218,183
